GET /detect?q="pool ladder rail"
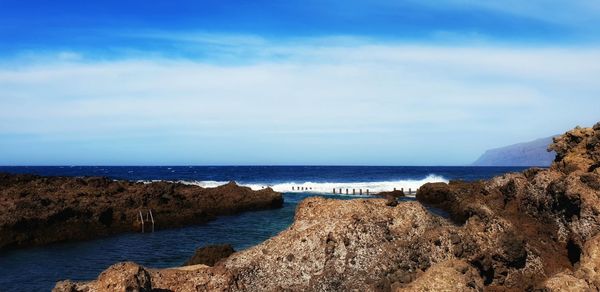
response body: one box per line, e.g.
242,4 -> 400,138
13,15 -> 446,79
138,209 -> 155,233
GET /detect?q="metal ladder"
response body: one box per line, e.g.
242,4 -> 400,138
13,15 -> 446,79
138,209 -> 155,233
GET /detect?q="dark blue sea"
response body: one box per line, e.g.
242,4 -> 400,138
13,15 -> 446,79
0,166 -> 526,291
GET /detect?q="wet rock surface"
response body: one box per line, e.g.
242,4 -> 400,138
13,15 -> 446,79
0,176 -> 283,250
55,122 -> 600,291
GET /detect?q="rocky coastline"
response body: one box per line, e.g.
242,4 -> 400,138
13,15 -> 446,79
0,175 -> 283,250
56,122 -> 600,291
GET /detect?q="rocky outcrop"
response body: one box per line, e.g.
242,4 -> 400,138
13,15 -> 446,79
398,260 -> 483,291
0,175 -> 282,250
413,123 -> 600,289
54,262 -> 152,292
549,124 -> 600,173
376,190 -> 405,207
54,122 -> 600,291
57,198 -> 460,291
543,234 -> 600,290
183,244 -> 235,267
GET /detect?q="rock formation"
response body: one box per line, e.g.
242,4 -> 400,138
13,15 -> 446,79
376,189 -> 405,207
54,122 -> 600,291
0,176 -> 282,250
183,244 -> 236,267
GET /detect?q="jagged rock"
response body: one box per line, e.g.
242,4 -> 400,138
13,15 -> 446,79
183,244 -> 235,267
395,260 -> 483,291
414,123 -> 600,288
549,125 -> 600,173
385,195 -> 399,207
543,234 -> 600,290
0,175 -> 283,250
55,123 -> 600,291
55,262 -> 152,292
377,190 -> 405,198
377,190 -> 404,207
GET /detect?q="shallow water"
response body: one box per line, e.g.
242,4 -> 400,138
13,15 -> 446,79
0,193 -> 365,291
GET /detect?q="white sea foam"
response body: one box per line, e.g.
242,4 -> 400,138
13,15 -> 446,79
177,174 -> 448,195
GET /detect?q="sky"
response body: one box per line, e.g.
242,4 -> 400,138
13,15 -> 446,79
0,0 -> 599,165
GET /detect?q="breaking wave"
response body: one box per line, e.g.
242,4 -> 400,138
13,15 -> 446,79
176,174 -> 448,195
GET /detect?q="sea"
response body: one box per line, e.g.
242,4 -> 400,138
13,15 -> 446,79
0,166 -> 526,291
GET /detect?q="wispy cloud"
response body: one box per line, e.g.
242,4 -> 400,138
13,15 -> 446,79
1,39 -> 599,165
2,0 -> 598,62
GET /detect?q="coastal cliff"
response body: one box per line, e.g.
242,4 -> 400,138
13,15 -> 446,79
472,136 -> 556,166
55,122 -> 600,291
0,176 -> 282,250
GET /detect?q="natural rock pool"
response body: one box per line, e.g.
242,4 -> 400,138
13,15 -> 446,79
0,193 -> 361,291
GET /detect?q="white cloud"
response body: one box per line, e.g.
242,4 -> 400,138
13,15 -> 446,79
0,41 -> 599,164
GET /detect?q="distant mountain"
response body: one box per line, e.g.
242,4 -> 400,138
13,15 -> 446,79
472,136 -> 556,167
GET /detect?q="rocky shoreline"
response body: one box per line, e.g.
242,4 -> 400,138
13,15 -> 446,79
0,175 -> 283,250
55,122 -> 600,291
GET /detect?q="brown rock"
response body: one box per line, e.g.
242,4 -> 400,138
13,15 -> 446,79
377,190 -> 404,207
543,234 -> 600,290
183,244 -> 235,267
396,259 -> 483,291
56,122 -> 600,291
377,189 -> 405,198
54,262 -> 152,292
59,198 -> 456,291
0,175 -> 283,250
385,194 -> 399,206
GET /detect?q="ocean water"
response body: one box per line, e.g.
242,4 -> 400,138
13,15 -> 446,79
0,166 -> 526,291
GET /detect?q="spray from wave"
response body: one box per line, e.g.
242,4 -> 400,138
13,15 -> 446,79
177,174 -> 447,195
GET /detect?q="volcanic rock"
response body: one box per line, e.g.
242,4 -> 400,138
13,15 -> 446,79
57,198 -> 462,291
183,244 -> 235,267
396,259 -> 483,291
376,190 -> 405,207
0,176 -> 282,250
54,122 -> 600,291
54,262 -> 152,292
377,190 -> 405,198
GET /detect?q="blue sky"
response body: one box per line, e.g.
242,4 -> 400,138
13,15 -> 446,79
1,0 -> 599,165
